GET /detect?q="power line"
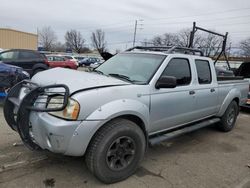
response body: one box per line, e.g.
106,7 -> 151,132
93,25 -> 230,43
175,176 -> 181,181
143,14 -> 250,26
144,7 -> 250,21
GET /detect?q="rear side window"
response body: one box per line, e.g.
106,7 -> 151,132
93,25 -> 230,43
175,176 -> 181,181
65,56 -> 72,59
54,56 -> 65,61
47,56 -> 54,61
19,51 -> 40,59
162,58 -> 191,86
195,60 -> 212,84
0,51 -> 18,60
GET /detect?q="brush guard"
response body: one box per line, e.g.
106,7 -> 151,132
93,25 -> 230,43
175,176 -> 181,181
3,80 -> 69,150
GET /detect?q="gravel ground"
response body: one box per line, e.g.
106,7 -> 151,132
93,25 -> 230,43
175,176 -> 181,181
0,105 -> 250,188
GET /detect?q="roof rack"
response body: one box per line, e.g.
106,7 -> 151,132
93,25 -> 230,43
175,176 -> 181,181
126,46 -> 204,56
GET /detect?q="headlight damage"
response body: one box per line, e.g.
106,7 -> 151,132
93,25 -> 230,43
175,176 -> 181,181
47,95 -> 80,120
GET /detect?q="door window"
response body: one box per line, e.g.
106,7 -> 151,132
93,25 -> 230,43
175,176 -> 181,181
54,56 -> 65,61
195,60 -> 212,84
0,51 -> 18,60
162,58 -> 191,86
19,51 -> 40,59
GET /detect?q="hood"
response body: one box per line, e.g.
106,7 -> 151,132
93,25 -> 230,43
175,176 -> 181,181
0,62 -> 22,73
31,68 -> 130,94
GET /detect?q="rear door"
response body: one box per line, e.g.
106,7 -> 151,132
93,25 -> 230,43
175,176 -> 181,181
193,59 -> 219,118
17,51 -> 43,72
150,57 -> 197,133
53,56 -> 66,68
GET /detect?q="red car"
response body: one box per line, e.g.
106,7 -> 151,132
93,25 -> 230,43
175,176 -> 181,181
46,55 -> 78,70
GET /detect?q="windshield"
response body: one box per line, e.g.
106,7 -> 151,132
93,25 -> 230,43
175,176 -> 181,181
96,53 -> 166,84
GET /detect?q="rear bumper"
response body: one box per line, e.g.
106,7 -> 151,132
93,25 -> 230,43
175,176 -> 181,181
240,93 -> 250,108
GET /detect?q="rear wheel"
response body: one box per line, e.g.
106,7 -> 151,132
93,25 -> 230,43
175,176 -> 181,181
85,118 -> 146,184
218,101 -> 238,132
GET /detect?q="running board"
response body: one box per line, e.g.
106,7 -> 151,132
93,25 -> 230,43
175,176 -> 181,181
149,118 -> 220,146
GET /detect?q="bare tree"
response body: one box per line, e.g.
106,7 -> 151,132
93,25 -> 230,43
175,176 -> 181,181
151,33 -> 179,46
150,28 -> 222,57
91,29 -> 107,54
65,30 -> 85,53
240,37 -> 250,57
151,35 -> 164,46
52,42 -> 66,52
198,33 -> 221,57
38,26 -> 57,51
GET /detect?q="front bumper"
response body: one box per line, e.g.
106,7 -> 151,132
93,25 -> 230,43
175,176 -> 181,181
3,80 -> 70,150
29,112 -> 81,154
30,112 -> 102,156
4,80 -> 103,156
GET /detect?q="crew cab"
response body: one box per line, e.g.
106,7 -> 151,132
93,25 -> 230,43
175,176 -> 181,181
3,46 -> 249,184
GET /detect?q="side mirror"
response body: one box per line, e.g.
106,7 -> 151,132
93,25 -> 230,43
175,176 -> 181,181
155,76 -> 177,89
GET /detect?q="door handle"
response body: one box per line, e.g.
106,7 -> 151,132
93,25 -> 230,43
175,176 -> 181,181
210,88 -> 215,92
189,90 -> 195,95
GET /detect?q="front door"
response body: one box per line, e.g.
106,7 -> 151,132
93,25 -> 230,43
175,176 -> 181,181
150,58 -> 197,133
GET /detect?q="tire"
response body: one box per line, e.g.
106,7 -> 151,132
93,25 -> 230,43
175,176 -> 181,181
33,68 -> 45,75
218,101 -> 239,132
85,118 -> 146,184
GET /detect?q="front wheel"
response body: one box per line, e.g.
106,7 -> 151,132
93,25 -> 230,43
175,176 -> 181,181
85,118 -> 146,184
218,101 -> 239,132
33,68 -> 45,76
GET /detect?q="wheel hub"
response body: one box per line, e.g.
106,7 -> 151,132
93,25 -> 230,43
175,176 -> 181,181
227,108 -> 235,125
106,136 -> 136,171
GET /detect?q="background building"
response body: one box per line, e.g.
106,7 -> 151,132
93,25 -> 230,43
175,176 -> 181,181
0,28 -> 38,50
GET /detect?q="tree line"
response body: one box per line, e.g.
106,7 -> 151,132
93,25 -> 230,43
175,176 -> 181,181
38,26 -> 107,54
147,29 -> 250,57
39,26 -> 250,57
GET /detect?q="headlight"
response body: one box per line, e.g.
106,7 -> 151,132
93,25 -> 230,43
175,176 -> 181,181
48,96 -> 80,120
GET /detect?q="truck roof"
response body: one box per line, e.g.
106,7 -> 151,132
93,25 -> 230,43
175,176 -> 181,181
126,46 -> 204,57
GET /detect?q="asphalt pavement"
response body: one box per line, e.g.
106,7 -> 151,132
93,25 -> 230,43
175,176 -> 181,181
0,106 -> 250,188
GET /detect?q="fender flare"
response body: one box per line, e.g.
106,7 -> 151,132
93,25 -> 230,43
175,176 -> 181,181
217,88 -> 240,116
65,99 -> 150,156
86,99 -> 150,130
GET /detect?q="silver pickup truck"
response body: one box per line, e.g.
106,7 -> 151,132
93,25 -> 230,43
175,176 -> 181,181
3,46 -> 249,183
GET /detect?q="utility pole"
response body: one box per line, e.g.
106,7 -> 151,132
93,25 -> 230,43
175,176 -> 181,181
133,20 -> 138,47
132,19 -> 143,47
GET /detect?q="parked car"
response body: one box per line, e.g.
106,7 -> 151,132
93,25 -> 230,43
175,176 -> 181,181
90,62 -> 101,69
234,62 -> 250,107
3,46 -> 249,184
63,55 -> 79,66
0,61 -> 29,100
0,49 -> 49,76
215,66 -> 235,77
74,56 -> 86,62
46,55 -> 78,70
79,57 -> 101,66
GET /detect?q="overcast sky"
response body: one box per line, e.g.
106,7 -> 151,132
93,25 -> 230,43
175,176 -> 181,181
1,0 -> 250,52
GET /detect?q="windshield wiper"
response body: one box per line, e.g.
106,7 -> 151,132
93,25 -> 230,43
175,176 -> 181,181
108,73 -> 134,83
92,69 -> 104,75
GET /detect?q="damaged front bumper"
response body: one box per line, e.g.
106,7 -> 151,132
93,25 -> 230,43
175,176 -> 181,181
3,80 -> 73,151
